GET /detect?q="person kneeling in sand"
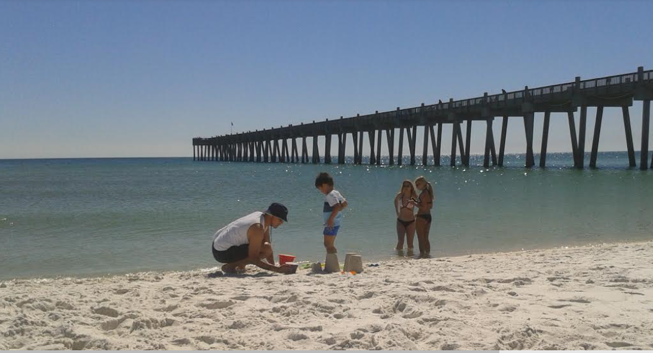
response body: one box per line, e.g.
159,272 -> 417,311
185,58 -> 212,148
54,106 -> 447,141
212,203 -> 295,274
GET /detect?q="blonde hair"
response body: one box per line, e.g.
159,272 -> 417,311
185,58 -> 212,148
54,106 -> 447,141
414,176 -> 433,199
399,179 -> 417,198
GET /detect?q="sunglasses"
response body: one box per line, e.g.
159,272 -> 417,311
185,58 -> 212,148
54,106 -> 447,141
402,184 -> 411,187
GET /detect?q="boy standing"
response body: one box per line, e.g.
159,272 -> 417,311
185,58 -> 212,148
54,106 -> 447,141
315,172 -> 348,266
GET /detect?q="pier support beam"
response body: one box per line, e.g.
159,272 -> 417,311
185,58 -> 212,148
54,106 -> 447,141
523,113 -> 535,168
422,126 -> 429,166
642,100 -> 651,170
357,131 -> 364,164
324,134 -> 332,164
464,120 -> 472,167
568,112 -> 579,167
283,139 -> 290,163
451,122 -> 464,167
577,106 -> 588,168
498,116 -> 508,167
435,123 -> 442,166
540,111 -> 551,168
622,107 -> 636,167
398,127 -> 404,166
451,123 -> 458,166
338,133 -> 346,164
368,130 -> 376,165
291,138 -> 298,163
408,126 -> 417,166
312,136 -> 320,164
273,140 -> 280,163
352,132 -> 359,164
386,129 -> 395,165
376,129 -> 382,165
484,118 -> 495,168
590,107 -> 604,169
429,124 -> 437,167
301,137 -> 308,163
262,141 -> 268,163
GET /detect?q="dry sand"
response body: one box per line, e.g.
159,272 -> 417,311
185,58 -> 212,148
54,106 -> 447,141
1,241 -> 652,350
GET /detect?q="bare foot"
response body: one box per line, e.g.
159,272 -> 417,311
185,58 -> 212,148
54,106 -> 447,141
221,264 -> 237,273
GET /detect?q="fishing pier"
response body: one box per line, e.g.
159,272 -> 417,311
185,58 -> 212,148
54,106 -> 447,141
193,67 -> 653,169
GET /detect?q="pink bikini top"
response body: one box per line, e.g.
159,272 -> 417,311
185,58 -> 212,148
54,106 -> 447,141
397,196 -> 415,210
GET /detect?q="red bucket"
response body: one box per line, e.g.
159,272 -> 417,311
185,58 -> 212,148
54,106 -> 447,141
278,254 -> 296,265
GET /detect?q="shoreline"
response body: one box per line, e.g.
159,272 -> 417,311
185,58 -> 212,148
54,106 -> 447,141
1,240 -> 652,349
0,238 -> 649,282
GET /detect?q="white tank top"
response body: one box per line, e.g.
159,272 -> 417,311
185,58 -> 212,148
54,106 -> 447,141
213,211 -> 266,251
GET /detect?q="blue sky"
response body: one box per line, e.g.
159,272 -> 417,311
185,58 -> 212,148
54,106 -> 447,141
1,0 -> 652,158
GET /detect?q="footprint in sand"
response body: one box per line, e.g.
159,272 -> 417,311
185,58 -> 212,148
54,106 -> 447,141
155,304 -> 179,312
198,301 -> 235,310
564,298 -> 591,304
195,336 -> 216,345
287,332 -> 308,341
100,317 -> 128,331
431,285 -> 456,292
172,338 -> 192,345
93,307 -> 120,317
357,292 -> 375,300
605,342 -> 633,348
548,304 -> 571,309
350,331 -> 365,340
56,301 -> 75,310
498,304 -> 518,312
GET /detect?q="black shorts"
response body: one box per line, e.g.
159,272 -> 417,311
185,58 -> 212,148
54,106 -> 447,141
212,243 -> 249,263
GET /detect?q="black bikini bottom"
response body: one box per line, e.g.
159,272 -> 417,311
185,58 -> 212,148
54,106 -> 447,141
397,218 -> 415,228
416,214 -> 432,223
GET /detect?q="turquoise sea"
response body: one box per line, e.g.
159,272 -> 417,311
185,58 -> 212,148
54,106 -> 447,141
0,153 -> 651,281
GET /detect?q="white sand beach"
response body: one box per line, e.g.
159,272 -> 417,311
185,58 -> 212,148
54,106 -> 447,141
1,241 -> 652,350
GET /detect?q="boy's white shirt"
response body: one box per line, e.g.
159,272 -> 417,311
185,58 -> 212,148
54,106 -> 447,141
326,190 -> 346,206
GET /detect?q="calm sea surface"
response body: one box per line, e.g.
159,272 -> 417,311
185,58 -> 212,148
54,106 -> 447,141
0,153 -> 651,281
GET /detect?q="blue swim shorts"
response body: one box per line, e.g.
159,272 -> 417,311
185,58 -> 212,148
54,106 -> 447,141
323,226 -> 340,236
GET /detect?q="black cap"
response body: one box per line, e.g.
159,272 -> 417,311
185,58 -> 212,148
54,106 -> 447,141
264,202 -> 288,222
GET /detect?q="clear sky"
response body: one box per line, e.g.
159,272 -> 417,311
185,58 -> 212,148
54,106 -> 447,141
1,0 -> 652,159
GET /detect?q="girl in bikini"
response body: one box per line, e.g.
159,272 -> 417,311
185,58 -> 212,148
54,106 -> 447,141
412,176 -> 434,257
394,180 -> 417,253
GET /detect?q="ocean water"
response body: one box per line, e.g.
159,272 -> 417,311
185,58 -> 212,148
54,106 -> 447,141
0,153 -> 651,281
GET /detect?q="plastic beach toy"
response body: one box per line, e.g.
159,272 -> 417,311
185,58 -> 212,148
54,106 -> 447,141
278,254 -> 296,265
284,262 -> 299,274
